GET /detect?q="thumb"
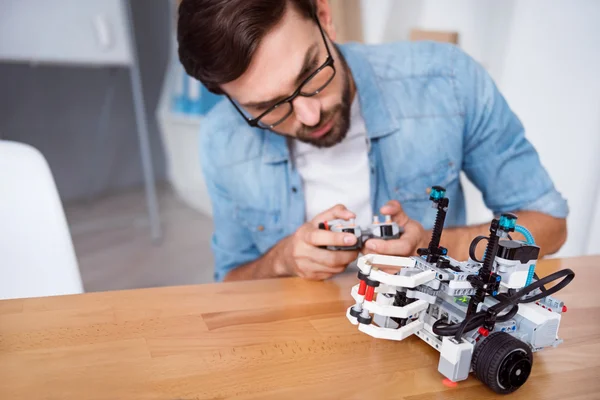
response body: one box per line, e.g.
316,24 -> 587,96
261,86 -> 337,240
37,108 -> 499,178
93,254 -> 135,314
380,200 -> 402,215
311,204 -> 356,227
380,200 -> 410,226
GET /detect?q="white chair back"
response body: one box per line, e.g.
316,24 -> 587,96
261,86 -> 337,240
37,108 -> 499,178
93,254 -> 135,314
0,140 -> 83,300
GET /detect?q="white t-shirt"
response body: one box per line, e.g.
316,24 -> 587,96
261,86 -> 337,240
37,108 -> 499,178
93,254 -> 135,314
291,98 -> 372,227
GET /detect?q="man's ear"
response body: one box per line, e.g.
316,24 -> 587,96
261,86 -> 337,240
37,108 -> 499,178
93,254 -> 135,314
314,0 -> 336,41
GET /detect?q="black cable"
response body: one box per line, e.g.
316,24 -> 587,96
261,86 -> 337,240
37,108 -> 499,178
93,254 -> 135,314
533,272 -> 547,293
500,268 -> 574,305
497,303 -> 520,321
432,268 -> 575,341
432,303 -> 519,341
453,314 -> 476,340
468,236 -> 488,263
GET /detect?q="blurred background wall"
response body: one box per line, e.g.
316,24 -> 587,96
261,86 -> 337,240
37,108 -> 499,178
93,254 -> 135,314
0,0 -> 170,200
0,0 -> 216,292
360,0 -> 600,257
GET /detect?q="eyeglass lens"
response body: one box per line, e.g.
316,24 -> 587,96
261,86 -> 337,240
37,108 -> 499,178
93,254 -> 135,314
300,65 -> 335,95
257,65 -> 335,128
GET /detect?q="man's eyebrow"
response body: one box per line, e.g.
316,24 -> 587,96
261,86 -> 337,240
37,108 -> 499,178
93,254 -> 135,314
294,42 -> 320,86
240,43 -> 320,109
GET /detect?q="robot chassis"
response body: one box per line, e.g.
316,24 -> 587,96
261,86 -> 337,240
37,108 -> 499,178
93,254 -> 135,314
328,186 -> 575,394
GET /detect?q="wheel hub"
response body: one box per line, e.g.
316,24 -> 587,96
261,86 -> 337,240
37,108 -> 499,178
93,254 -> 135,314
498,350 -> 532,390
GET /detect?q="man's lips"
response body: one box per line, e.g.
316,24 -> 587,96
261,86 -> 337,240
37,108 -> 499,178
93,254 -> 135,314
308,118 -> 334,138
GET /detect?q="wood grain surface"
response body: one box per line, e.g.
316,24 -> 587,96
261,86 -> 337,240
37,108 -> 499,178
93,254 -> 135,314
1,256 -> 599,399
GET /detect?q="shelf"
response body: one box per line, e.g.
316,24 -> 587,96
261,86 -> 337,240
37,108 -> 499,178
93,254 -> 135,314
0,0 -> 132,66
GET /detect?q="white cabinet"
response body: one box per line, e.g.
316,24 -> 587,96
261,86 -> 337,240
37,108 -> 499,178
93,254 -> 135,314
0,0 -> 161,239
0,0 -> 131,66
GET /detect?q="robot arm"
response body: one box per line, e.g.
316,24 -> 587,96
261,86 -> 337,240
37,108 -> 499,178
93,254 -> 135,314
347,253 -> 437,341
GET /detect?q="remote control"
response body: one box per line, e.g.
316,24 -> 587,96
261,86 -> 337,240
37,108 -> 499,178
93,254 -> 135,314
318,215 -> 403,250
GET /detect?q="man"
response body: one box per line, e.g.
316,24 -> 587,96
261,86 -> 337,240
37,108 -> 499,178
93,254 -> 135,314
177,0 -> 568,282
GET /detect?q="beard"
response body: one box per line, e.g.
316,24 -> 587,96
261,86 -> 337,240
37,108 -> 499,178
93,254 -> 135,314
271,47 -> 354,149
294,74 -> 352,148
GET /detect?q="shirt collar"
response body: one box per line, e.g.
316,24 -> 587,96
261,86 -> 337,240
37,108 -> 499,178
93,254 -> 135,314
339,43 -> 399,139
261,43 -> 399,164
261,132 -> 289,164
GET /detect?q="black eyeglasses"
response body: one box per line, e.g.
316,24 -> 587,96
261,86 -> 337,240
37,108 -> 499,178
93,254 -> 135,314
226,16 -> 336,129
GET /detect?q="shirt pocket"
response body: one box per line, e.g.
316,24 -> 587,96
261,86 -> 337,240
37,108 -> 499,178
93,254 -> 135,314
392,158 -> 459,223
234,206 -> 285,253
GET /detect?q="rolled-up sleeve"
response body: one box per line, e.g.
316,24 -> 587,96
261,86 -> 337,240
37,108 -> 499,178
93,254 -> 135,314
455,48 -> 568,219
199,130 -> 261,282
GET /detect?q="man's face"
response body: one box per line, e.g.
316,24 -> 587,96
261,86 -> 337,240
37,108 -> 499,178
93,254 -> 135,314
221,5 -> 353,148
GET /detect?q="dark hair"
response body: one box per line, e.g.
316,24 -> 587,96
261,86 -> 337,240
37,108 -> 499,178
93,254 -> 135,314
177,0 -> 315,94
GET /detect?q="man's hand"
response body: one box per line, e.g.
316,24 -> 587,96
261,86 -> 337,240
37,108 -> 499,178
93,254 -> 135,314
363,200 -> 428,263
279,204 -> 360,280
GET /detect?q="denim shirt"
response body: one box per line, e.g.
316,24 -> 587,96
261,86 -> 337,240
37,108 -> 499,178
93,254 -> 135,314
199,41 -> 568,282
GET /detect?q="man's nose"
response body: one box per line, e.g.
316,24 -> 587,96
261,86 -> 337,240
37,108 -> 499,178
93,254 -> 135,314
292,97 -> 321,127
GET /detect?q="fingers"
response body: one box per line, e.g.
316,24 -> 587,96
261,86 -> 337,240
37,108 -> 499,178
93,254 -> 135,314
289,219 -> 359,281
311,204 -> 355,227
292,238 -> 356,269
304,228 -> 357,248
308,246 -> 359,268
295,237 -> 358,268
364,237 -> 414,256
364,220 -> 425,256
295,259 -> 347,280
303,271 -> 338,281
380,200 -> 402,215
380,200 -> 410,226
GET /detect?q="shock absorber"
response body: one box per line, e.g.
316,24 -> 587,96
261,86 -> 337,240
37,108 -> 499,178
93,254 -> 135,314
466,213 -> 517,317
417,186 -> 449,263
391,290 -> 416,327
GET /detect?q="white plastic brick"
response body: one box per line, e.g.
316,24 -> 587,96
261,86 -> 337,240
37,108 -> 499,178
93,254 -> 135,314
369,269 -> 436,288
358,319 -> 423,341
363,298 -> 429,318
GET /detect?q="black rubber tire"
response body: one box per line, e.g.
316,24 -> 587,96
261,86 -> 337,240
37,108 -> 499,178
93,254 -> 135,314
472,332 -> 533,394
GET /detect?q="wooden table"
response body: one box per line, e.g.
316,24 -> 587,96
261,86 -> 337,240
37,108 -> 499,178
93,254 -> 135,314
1,256 -> 599,399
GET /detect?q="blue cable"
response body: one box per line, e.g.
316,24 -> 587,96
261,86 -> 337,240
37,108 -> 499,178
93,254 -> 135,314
515,225 -> 536,285
515,225 -> 535,245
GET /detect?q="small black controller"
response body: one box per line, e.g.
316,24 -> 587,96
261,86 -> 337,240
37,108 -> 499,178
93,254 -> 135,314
318,216 -> 403,250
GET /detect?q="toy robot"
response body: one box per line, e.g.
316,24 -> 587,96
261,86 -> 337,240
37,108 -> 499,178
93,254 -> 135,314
344,186 -> 575,394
